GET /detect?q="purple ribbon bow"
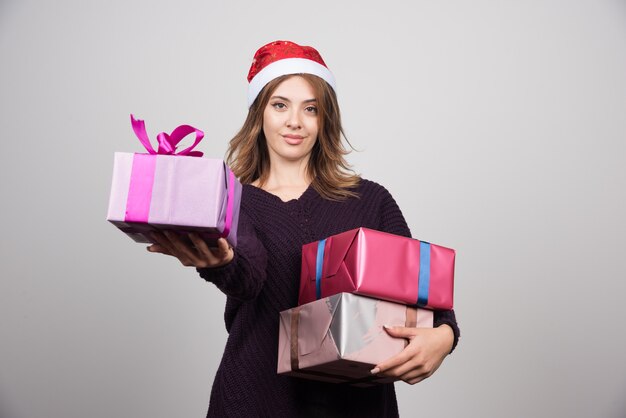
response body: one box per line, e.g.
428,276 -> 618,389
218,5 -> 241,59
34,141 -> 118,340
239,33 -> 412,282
130,114 -> 204,157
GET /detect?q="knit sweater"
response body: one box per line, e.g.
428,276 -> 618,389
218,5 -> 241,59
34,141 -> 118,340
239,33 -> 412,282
198,179 -> 460,418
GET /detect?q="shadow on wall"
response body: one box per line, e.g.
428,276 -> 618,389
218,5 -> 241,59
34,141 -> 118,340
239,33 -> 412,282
0,1 -> 18,35
0,398 -> 18,418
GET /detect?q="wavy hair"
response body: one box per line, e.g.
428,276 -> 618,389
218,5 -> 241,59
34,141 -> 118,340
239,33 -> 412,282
226,74 -> 360,200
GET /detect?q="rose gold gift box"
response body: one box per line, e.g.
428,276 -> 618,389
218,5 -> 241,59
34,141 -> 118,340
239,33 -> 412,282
278,293 -> 433,386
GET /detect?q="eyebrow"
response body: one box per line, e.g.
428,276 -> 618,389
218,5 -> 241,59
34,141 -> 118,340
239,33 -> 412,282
270,95 -> 317,103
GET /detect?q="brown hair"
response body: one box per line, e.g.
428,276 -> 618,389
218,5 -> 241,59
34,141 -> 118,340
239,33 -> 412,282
226,74 -> 360,200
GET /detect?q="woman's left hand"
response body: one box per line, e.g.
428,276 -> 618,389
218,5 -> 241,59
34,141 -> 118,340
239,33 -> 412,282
370,324 -> 454,385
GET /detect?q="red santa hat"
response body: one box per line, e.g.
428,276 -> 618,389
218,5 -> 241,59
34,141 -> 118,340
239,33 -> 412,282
247,40 -> 336,107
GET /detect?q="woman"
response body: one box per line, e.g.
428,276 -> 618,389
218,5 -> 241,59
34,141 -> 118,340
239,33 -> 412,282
149,40 -> 460,417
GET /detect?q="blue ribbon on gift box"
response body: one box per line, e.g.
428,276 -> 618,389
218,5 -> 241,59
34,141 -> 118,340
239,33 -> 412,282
315,239 -> 326,300
417,241 -> 431,306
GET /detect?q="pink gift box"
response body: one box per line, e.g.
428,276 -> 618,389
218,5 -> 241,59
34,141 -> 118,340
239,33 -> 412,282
106,115 -> 241,247
298,227 -> 455,310
278,292 -> 433,386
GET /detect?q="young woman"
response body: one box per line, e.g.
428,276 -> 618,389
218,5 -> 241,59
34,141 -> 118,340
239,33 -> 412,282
149,40 -> 460,418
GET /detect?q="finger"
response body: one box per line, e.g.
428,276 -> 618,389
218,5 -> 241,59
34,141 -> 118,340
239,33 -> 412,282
400,367 -> 429,382
371,349 -> 413,375
164,231 -> 202,264
189,233 -> 221,258
406,374 -> 428,385
216,238 -> 234,261
189,234 -> 224,261
150,231 -> 166,245
188,233 -> 223,267
383,325 -> 419,339
398,352 -> 443,384
384,361 -> 425,380
153,231 -> 196,266
150,232 -> 177,254
375,353 -> 423,379
188,233 -> 209,253
147,244 -> 172,256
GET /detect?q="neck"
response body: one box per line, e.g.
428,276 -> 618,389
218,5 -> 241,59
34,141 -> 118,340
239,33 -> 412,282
262,156 -> 311,189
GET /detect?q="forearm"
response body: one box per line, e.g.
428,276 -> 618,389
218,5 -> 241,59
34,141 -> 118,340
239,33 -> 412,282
197,209 -> 268,301
197,242 -> 267,301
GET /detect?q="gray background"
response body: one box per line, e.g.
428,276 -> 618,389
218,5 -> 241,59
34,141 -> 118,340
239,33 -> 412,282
1,0 -> 625,417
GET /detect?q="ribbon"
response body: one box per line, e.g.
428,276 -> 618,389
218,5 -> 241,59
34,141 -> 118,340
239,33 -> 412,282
315,239 -> 326,300
220,168 -> 236,239
404,306 -> 417,348
130,114 -> 204,157
125,154 -> 156,223
405,306 -> 417,328
417,241 -> 431,306
191,166 -> 236,241
290,306 -> 302,372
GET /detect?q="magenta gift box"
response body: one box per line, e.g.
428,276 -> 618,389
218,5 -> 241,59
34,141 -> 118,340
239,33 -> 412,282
278,292 -> 433,386
298,227 -> 455,310
106,115 -> 241,247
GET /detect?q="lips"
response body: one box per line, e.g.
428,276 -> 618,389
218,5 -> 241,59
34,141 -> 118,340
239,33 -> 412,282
282,134 -> 304,145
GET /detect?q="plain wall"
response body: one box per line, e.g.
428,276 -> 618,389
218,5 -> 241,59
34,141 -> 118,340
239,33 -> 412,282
1,1 -> 625,417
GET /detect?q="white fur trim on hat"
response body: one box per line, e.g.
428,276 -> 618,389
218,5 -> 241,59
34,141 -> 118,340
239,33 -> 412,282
247,58 -> 336,107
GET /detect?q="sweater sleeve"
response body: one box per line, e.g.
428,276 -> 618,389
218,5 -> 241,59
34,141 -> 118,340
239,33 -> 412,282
433,309 -> 460,353
376,182 -> 460,353
196,209 -> 268,302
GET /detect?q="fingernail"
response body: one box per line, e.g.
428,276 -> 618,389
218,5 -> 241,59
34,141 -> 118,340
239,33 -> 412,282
370,367 -> 380,375
383,324 -> 393,329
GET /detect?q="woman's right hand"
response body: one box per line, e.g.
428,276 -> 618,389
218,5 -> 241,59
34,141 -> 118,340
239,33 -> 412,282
147,231 -> 234,268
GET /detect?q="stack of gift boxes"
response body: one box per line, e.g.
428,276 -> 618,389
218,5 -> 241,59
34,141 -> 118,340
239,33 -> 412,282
277,228 -> 455,386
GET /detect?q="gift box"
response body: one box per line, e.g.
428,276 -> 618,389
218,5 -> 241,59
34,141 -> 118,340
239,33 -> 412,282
106,115 -> 241,247
299,228 -> 455,310
278,292 -> 433,386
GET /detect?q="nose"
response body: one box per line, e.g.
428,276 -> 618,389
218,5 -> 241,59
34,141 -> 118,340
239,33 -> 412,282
286,110 -> 301,129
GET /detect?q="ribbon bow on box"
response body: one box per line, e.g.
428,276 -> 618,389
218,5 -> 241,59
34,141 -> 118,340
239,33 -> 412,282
130,114 -> 204,157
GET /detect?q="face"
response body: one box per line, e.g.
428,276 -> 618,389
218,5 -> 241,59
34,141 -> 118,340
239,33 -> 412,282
262,76 -> 319,165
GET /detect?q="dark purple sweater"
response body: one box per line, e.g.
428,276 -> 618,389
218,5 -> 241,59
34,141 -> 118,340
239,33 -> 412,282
198,179 -> 459,418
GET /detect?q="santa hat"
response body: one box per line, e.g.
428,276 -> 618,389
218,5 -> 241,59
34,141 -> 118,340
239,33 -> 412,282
247,40 -> 336,107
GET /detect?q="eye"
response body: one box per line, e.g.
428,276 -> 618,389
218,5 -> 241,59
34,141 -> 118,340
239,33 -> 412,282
305,106 -> 318,114
271,102 -> 287,110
